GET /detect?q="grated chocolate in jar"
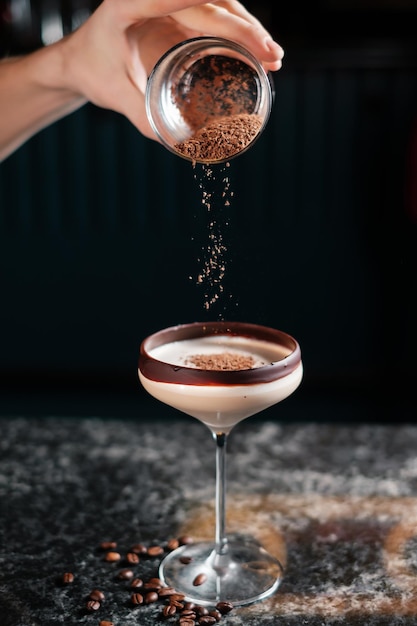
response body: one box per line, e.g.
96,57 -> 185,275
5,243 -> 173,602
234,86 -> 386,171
174,113 -> 262,163
185,352 -> 256,371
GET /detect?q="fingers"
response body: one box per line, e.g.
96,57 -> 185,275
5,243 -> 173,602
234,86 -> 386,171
168,2 -> 284,70
217,0 -> 284,68
117,0 -> 210,22
116,0 -> 283,70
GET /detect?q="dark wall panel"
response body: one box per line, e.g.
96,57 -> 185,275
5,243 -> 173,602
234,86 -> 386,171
1,55 -> 417,407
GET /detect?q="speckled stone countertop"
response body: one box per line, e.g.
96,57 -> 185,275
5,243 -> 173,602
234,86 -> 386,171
1,414 -> 417,626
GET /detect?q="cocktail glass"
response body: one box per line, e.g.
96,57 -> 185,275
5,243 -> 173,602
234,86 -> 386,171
138,321 -> 302,606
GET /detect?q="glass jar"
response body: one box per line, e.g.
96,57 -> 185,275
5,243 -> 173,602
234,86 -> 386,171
146,37 -> 273,164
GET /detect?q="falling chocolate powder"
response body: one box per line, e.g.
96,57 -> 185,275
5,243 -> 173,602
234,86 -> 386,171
178,56 -> 263,307
192,164 -> 234,313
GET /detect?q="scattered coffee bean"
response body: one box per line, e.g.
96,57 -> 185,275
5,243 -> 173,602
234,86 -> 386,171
147,545 -> 164,557
181,609 -> 197,619
178,535 -> 194,545
61,572 -> 74,584
169,593 -> 186,604
163,604 -> 177,617
198,617 -> 217,625
148,577 -> 164,587
57,533 -> 239,626
184,601 -> 196,610
130,543 -> 147,554
196,606 -> 209,616
144,591 -> 159,604
131,592 -> 144,605
215,601 -> 234,614
125,552 -> 140,564
208,609 -> 222,621
180,556 -> 192,564
100,541 -> 117,551
89,589 -> 105,602
192,573 -> 207,586
86,599 -> 101,612
167,538 -> 180,551
170,598 -> 185,609
158,586 -> 177,597
144,581 -> 161,592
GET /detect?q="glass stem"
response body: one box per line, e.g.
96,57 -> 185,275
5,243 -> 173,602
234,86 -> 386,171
215,432 -> 229,555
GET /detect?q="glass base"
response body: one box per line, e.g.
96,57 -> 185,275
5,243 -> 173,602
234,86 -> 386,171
159,535 -> 284,607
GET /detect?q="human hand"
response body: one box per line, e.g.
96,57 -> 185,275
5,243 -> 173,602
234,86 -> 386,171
58,0 -> 284,139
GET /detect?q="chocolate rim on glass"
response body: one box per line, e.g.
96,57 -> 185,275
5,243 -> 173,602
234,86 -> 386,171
138,321 -> 302,606
145,37 -> 273,164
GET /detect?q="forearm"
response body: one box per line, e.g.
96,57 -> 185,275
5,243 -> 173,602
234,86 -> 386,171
0,44 -> 86,162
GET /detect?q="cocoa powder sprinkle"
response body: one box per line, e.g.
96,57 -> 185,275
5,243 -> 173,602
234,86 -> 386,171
185,352 -> 256,371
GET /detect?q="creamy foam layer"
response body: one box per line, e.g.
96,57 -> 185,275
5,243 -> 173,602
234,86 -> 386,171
141,334 -> 302,433
149,335 -> 291,369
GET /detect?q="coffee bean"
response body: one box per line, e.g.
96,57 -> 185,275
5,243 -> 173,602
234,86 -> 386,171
125,552 -> 140,564
180,556 -> 192,564
131,592 -> 144,605
169,593 -> 186,603
179,619 -> 195,626
181,609 -> 197,619
148,577 -> 164,588
89,589 -> 105,602
215,601 -> 234,614
99,621 -> 114,626
169,599 -> 185,609
86,599 -> 101,612
178,535 -> 194,545
104,551 -> 121,562
192,573 -> 207,586
100,541 -> 117,550
196,606 -> 208,616
130,543 -> 147,554
144,581 -> 161,592
117,568 -> 134,580
147,545 -> 164,557
184,601 -> 196,610
130,577 -> 144,589
208,609 -> 222,621
61,572 -> 74,584
145,591 -> 159,604
158,586 -> 177,597
198,617 -> 217,625
166,538 -> 180,551
163,604 -> 177,617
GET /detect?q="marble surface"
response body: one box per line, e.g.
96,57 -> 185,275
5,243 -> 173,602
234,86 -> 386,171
1,414 -> 417,625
